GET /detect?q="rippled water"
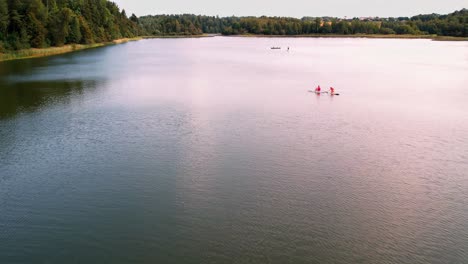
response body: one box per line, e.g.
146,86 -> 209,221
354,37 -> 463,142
1,37 -> 467,263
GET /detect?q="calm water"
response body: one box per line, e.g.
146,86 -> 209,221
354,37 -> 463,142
1,37 -> 467,263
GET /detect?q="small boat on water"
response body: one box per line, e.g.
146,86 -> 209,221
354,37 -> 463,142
308,90 -> 328,94
308,90 -> 340,96
271,47 -> 281,49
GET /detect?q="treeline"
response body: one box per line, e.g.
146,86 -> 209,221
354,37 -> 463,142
140,9 -> 467,37
1,3 -> 465,53
0,0 -> 142,51
139,14 -> 234,35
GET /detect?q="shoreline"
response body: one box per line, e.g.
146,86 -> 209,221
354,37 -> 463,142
1,33 -> 465,62
144,33 -> 466,41
229,34 -> 468,41
142,34 -> 220,39
0,37 -> 142,62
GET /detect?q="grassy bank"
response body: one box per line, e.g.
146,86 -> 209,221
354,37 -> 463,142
0,37 -> 142,62
431,36 -> 468,41
233,34 -> 468,41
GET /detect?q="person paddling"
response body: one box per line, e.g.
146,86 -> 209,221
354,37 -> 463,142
330,87 -> 335,94
315,85 -> 321,93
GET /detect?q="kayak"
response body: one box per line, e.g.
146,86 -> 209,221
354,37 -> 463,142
308,90 -> 329,94
308,90 -> 340,95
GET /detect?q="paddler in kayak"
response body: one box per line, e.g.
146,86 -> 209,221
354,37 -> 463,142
315,85 -> 321,93
329,87 -> 335,94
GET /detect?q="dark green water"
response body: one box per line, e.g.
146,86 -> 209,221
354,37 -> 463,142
1,38 -> 467,263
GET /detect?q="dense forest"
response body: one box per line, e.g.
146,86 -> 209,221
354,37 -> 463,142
139,9 -> 467,37
0,0 -> 141,51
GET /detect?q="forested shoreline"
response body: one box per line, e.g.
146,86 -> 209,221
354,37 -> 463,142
0,0 -> 141,52
0,2 -> 466,56
140,9 -> 467,37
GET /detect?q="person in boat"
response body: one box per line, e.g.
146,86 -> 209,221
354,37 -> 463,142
330,87 -> 335,94
315,85 -> 321,93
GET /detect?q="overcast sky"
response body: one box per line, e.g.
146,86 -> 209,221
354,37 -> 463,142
112,0 -> 467,18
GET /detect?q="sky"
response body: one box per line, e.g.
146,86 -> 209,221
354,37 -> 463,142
112,0 -> 467,18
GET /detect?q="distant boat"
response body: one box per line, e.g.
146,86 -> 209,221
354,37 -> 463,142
271,47 -> 281,49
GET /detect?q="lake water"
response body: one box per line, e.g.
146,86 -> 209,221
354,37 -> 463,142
1,37 -> 467,263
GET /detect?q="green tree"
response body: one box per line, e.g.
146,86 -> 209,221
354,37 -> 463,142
315,18 -> 321,33
67,15 -> 81,43
26,0 -> 47,47
1,0 -> 143,51
0,0 -> 8,40
130,13 -> 138,23
320,22 -> 332,33
48,7 -> 73,46
78,15 -> 93,43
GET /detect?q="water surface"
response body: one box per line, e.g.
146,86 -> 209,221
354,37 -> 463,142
1,37 -> 467,263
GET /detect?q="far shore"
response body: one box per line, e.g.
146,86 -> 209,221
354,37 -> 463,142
1,33 -> 465,62
230,34 -> 468,41
142,34 -> 220,39
143,34 -> 466,41
0,37 -> 142,62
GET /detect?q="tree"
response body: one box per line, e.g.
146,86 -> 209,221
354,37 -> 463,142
130,13 -> 138,23
320,22 -> 332,33
67,15 -> 81,43
48,7 -> 73,46
0,0 -> 8,40
1,0 -> 143,51
78,15 -> 93,43
174,20 -> 181,33
315,18 -> 321,33
27,0 -> 47,47
380,27 -> 395,34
